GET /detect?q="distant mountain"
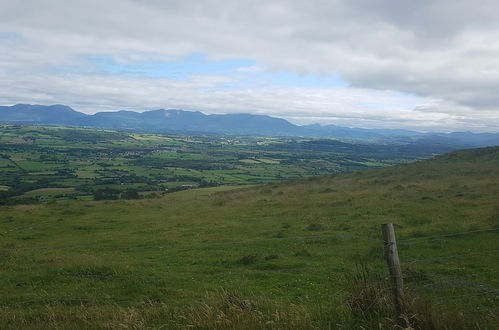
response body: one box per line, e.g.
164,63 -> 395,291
298,123 -> 422,140
1,104 -> 498,147
79,109 -> 299,135
0,104 -> 299,136
411,132 -> 499,148
0,104 -> 86,125
441,132 -> 499,147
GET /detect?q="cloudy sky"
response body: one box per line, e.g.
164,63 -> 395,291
1,0 -> 499,132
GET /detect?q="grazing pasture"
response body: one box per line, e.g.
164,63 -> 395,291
1,146 -> 498,328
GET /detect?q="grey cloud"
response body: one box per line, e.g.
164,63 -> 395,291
1,0 -> 499,130
2,69 -> 496,132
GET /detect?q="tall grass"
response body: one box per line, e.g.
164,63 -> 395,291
343,264 -> 499,329
2,284 -> 495,329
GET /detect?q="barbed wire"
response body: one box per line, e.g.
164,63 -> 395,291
397,227 -> 499,244
0,297 -> 125,307
41,265 -> 498,290
403,249 -> 499,264
430,290 -> 499,303
0,233 -> 378,253
2,225 -> 497,254
53,268 -> 332,281
419,279 -> 499,293
401,270 -> 499,288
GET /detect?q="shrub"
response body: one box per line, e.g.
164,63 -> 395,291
93,188 -> 119,200
294,249 -> 312,257
121,188 -> 140,200
238,255 -> 259,265
490,205 -> 499,228
307,223 -> 326,231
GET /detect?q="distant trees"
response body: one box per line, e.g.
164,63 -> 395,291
93,188 -> 119,200
121,188 -> 139,200
93,188 -> 140,200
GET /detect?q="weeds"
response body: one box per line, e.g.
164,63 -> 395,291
489,205 -> 499,228
307,223 -> 326,231
294,249 -> 313,257
238,255 -> 259,265
343,263 -> 499,329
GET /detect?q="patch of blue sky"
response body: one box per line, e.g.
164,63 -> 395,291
84,52 -> 349,89
240,71 -> 348,88
0,31 -> 23,41
86,53 -> 255,79
360,93 -> 422,109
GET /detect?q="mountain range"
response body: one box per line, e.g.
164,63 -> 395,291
1,104 -> 499,147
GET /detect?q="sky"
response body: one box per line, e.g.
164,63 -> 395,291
1,0 -> 499,132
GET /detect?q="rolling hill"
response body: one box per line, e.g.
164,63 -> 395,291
1,145 -> 498,328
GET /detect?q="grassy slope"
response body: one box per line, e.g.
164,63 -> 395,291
1,146 -> 499,328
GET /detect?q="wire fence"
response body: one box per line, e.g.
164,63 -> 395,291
397,227 -> 499,243
2,225 -> 497,254
0,233 -> 377,253
403,248 -> 499,264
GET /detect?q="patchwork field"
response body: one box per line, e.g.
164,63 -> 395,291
0,124 -> 459,205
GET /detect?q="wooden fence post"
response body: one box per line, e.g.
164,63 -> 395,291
381,223 -> 405,315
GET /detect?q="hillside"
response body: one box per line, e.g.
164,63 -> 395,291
1,146 -> 499,328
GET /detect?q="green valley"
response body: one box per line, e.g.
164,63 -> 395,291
0,125 -> 455,205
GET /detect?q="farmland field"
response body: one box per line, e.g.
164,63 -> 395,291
0,124 -> 457,205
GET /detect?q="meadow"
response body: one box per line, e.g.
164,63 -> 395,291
1,144 -> 498,328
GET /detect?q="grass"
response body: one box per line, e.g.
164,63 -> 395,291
0,145 -> 499,328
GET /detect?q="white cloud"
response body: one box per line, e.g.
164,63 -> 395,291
1,0 -> 499,131
2,70 -> 495,132
234,65 -> 263,73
